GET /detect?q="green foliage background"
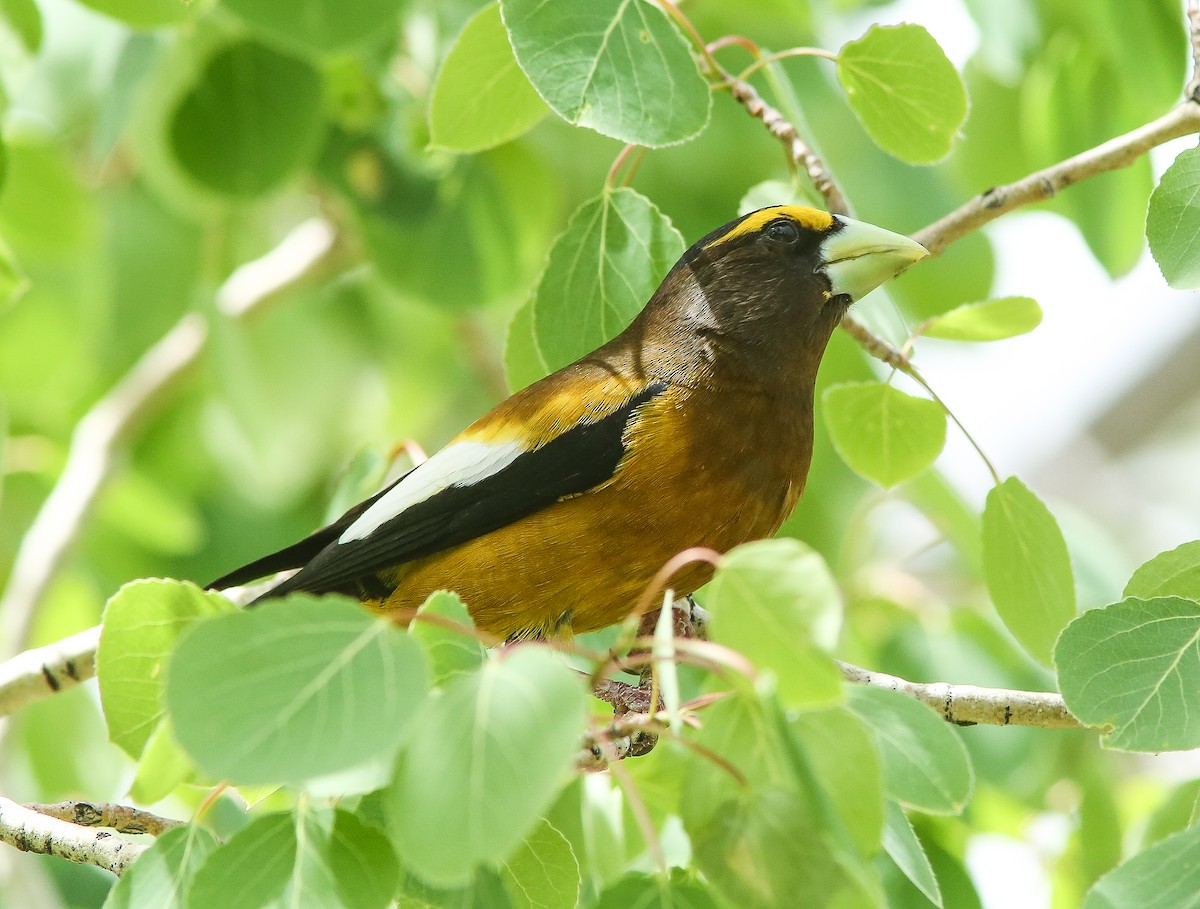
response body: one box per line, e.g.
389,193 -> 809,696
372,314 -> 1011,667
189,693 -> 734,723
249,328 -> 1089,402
2,0 -> 1200,906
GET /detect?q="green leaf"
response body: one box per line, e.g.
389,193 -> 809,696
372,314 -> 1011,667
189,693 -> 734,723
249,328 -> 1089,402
982,477 -> 1076,665
505,298 -> 549,390
1146,146 -> 1200,289
594,872 -> 721,909
499,819 -> 581,909
531,188 -> 684,372
691,786 -> 878,909
187,809 -> 397,909
388,646 -> 589,886
169,41 -> 323,198
847,686 -> 973,815
836,24 -> 968,165
1125,541 -> 1200,602
223,0 -> 403,53
500,0 -> 710,147
0,0 -> 41,53
75,0 -> 191,28
128,721 -> 195,805
921,296 -> 1043,342
705,539 -> 844,709
429,2 -> 547,153
166,596 -> 428,786
1056,596 -> 1200,752
738,178 -> 821,214
1082,820 -> 1200,909
187,814 -> 295,909
790,707 -> 883,856
823,382 -> 947,488
103,824 -> 218,909
409,590 -> 486,686
882,801 -> 942,908
97,579 -> 234,759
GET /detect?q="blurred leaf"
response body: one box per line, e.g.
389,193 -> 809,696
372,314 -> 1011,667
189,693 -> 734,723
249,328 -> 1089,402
0,0 -> 40,52
888,232 -> 995,323
706,539 -> 843,709
823,382 -> 946,488
98,579 -> 234,758
790,707 -> 883,856
882,801 -> 942,907
1056,596 -> 1200,752
504,298 -> 548,391
409,590 -> 485,686
76,0 -> 191,28
738,178 -> 821,213
982,476 -> 1076,665
1124,540 -> 1200,602
223,0 -> 404,53
1020,35 -> 1149,277
920,296 -> 1042,342
847,686 -> 973,815
388,646 -> 589,886
188,809 -> 397,909
836,24 -> 967,164
1148,147 -> 1200,289
499,819 -> 580,909
691,785 -> 880,909
97,468 -> 203,555
1081,821 -> 1200,909
103,824 -> 218,909
167,596 -> 428,786
128,720 -> 194,805
0,134 -> 94,257
354,144 -> 559,310
1143,779 -> 1200,847
169,40 -> 323,198
501,0 -> 710,147
594,872 -> 721,909
531,188 -> 684,372
429,2 -> 547,153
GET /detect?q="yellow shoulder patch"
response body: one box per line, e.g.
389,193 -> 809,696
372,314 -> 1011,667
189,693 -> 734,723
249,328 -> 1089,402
704,205 -> 834,250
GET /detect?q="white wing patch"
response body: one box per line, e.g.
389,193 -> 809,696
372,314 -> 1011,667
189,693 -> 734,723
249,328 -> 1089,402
338,439 -> 526,543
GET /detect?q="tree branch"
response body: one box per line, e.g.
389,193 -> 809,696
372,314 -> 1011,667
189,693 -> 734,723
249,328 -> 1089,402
23,801 -> 182,836
914,101 -> 1200,257
0,218 -> 344,665
0,797 -> 147,877
838,661 -> 1085,729
0,625 -> 99,718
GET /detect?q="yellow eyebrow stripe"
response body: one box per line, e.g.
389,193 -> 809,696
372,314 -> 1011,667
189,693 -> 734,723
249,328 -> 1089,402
704,205 -> 834,249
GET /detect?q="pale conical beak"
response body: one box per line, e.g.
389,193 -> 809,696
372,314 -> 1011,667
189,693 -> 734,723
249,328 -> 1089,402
819,216 -> 929,302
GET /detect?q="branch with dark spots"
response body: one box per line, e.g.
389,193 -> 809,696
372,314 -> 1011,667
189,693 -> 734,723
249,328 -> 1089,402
914,101 -> 1200,257
0,797 -> 148,877
23,802 -> 183,837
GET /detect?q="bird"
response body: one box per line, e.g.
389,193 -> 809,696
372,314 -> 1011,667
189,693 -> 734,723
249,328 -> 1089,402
209,205 -> 927,641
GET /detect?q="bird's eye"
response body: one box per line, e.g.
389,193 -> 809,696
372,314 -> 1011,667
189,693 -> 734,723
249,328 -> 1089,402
765,219 -> 799,243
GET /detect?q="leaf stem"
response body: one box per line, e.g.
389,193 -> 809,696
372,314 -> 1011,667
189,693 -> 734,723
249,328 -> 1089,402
735,47 -> 838,83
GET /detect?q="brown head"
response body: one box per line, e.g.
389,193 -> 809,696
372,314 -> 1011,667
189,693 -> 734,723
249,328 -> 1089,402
623,205 -> 928,390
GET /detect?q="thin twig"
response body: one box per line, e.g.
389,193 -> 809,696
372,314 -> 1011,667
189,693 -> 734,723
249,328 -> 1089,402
914,101 -> 1200,257
23,802 -> 183,836
724,76 -> 850,216
0,218 -> 344,665
0,797 -> 147,877
839,661 -> 1085,729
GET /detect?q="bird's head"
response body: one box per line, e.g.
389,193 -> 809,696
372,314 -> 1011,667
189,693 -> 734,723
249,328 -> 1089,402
637,205 -> 927,388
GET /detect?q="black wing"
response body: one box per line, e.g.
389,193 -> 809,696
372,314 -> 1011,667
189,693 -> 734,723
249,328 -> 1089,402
206,470 -> 412,590
220,382 -> 667,603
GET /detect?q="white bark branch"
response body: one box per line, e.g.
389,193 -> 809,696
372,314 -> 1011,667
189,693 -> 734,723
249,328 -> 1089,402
0,218 -> 343,665
0,797 -> 147,877
838,661 -> 1085,729
0,625 -> 99,718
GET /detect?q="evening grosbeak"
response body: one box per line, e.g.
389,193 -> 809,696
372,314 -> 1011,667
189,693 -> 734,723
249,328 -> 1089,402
210,205 -> 927,640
